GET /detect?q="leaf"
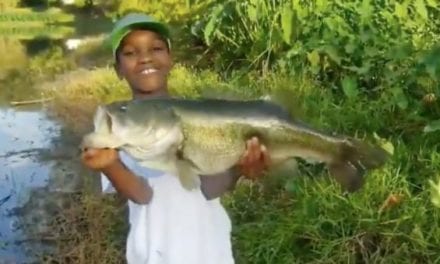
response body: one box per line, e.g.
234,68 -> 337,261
344,42 -> 357,54
203,5 -> 224,46
381,141 -> 395,156
323,45 -> 342,65
315,0 -> 328,13
247,3 -> 258,22
395,2 -> 408,19
344,62 -> 371,75
423,119 -> 440,133
341,76 -> 358,99
281,4 -> 294,44
390,87 -> 408,110
360,0 -> 373,20
414,0 -> 428,20
426,0 -> 438,8
429,179 -> 440,208
292,0 -> 307,19
307,50 -> 320,68
373,133 -> 394,155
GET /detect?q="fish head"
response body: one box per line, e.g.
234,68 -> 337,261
82,100 -> 183,160
80,105 -> 126,150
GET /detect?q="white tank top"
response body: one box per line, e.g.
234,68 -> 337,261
101,151 -> 235,264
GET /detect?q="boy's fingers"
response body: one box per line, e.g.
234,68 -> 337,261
248,137 -> 261,162
239,149 -> 249,164
82,148 -> 99,159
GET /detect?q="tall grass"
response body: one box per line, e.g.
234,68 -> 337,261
0,38 -> 27,79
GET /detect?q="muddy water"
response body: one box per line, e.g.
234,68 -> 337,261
0,106 -> 61,262
0,11 -> 112,263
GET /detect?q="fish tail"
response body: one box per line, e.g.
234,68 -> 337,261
329,138 -> 390,192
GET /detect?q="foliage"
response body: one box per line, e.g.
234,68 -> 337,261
217,71 -> 440,263
29,46 -> 76,79
0,8 -> 74,24
112,0 -> 212,24
74,0 -> 118,13
0,38 -> 28,80
0,0 -> 20,10
71,34 -> 113,67
194,0 -> 439,107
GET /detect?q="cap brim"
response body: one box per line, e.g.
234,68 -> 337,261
108,21 -> 171,57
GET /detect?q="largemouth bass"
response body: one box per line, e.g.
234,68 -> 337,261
81,98 -> 390,192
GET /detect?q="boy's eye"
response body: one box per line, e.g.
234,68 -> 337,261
122,50 -> 135,56
153,46 -> 164,51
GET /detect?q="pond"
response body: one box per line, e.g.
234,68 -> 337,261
0,10 -> 112,263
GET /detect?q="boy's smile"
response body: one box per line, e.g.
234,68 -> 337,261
115,29 -> 172,97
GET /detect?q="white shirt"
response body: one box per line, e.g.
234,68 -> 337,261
101,151 -> 235,264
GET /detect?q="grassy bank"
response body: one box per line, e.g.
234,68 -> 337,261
36,61 -> 440,263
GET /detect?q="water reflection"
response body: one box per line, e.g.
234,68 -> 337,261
0,8 -> 111,262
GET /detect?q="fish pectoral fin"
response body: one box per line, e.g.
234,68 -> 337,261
176,159 -> 201,191
328,161 -> 365,193
94,105 -> 113,134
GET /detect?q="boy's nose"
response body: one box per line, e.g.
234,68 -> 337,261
138,50 -> 153,64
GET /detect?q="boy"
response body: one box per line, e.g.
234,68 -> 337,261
81,13 -> 270,264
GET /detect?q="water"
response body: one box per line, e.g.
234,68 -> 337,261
0,108 -> 60,263
0,8 -> 112,263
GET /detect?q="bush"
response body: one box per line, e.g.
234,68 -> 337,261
194,0 -> 439,103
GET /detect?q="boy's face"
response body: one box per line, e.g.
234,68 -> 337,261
115,29 -> 172,97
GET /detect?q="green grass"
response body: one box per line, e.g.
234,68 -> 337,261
37,63 -> 440,263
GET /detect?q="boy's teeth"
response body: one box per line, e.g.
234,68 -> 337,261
142,69 -> 157,74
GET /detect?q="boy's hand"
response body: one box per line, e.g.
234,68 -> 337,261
81,148 -> 119,171
238,137 -> 271,180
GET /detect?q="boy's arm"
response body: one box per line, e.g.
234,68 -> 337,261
200,137 -> 270,200
82,148 -> 153,204
102,159 -> 153,204
200,168 -> 241,200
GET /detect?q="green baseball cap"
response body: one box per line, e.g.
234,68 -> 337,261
108,13 -> 171,59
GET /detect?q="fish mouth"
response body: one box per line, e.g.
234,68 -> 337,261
80,106 -> 127,150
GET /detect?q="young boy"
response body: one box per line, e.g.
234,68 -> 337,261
81,13 -> 270,264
